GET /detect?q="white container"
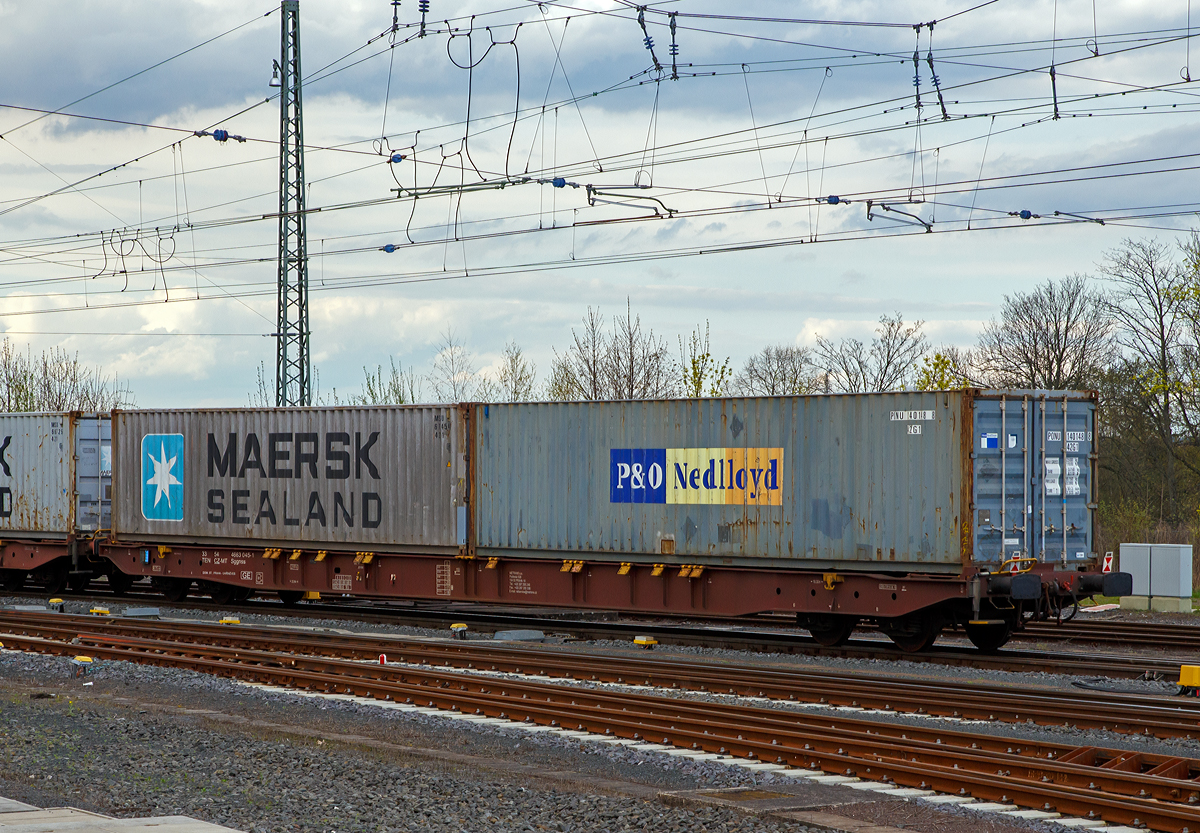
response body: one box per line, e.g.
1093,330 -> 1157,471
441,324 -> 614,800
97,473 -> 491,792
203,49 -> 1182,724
0,413 -> 110,537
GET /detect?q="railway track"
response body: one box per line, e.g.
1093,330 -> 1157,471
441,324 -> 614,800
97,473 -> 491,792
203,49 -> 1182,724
8,589 -> 1197,679
3,610 -> 1198,740
3,613 -> 1200,831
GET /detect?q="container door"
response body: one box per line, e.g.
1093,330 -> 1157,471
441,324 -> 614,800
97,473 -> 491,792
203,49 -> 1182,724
75,416 -> 112,532
972,396 -> 1029,565
1033,396 -> 1093,563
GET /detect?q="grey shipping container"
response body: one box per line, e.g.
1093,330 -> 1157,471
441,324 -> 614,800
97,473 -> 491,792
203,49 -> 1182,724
470,390 -> 1097,572
112,406 -> 465,551
0,413 -> 110,537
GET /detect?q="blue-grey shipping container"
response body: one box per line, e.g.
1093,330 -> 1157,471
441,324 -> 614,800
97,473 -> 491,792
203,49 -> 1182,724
469,390 -> 1096,572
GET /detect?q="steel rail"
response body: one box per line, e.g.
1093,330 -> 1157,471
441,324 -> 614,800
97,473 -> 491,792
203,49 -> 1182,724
3,611 -> 1197,742
17,596 -> 1191,679
4,627 -> 1200,832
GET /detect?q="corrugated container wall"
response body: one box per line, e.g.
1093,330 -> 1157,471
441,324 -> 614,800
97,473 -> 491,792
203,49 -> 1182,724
113,407 -> 464,552
0,414 -> 74,537
971,391 -> 1096,565
470,393 -> 969,572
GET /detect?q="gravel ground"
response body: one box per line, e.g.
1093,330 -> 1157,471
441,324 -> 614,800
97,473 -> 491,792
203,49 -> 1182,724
1,596 -> 1191,833
0,649 -> 1101,833
0,652 -> 817,833
6,593 -> 1199,757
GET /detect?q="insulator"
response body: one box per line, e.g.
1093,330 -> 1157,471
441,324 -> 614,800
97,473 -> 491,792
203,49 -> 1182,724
418,0 -> 429,12
390,153 -> 404,163
383,244 -> 396,253
213,129 -> 229,142
912,74 -> 920,88
643,35 -> 654,50
826,195 -> 841,205
551,177 -> 566,188
1019,210 -> 1032,220
931,73 -> 941,87
669,43 -> 679,57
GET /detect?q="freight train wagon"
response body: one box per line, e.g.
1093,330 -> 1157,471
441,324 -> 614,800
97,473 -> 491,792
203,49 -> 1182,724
0,391 -> 1131,651
0,413 -> 118,594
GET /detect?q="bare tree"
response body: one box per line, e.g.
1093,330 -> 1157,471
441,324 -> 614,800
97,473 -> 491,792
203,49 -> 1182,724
974,274 -> 1114,389
248,360 -> 272,407
249,360 -> 326,407
428,328 -> 478,402
679,321 -> 732,397
0,340 -> 134,411
605,300 -> 678,399
548,301 -> 678,400
735,344 -> 821,395
548,307 -> 608,400
1101,238 -> 1190,519
326,357 -> 423,405
815,313 -> 929,392
491,342 -> 537,401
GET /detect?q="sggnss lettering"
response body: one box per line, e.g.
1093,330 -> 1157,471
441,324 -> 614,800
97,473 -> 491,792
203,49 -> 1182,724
610,447 -> 784,505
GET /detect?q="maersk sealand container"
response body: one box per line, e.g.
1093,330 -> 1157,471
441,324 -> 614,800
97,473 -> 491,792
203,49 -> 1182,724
469,390 -> 1096,571
112,407 -> 465,552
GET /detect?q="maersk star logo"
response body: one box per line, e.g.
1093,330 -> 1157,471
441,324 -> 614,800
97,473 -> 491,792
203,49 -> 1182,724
141,434 -> 184,521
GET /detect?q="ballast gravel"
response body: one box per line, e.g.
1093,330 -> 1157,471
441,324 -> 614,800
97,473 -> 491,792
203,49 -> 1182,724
0,599 -> 1174,833
0,650 -> 813,833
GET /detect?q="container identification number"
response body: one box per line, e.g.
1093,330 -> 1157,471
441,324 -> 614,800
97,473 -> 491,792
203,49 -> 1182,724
890,410 -> 934,421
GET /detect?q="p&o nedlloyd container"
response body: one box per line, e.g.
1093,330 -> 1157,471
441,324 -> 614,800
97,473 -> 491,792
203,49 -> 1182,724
111,406 -> 466,552
469,390 -> 1096,571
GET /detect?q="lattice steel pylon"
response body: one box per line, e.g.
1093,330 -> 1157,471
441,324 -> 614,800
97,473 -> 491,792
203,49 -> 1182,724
275,0 -> 310,406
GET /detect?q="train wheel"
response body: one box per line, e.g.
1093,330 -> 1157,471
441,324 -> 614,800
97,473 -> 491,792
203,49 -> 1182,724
39,561 -> 69,596
806,615 -> 859,647
0,570 -> 25,593
880,612 -> 941,653
107,571 -> 134,595
159,579 -> 191,603
277,590 -> 304,606
965,619 -> 1012,652
233,587 -> 253,602
67,573 -> 91,593
208,583 -> 237,606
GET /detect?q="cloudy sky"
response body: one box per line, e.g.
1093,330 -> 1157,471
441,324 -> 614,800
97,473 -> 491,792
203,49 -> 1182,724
0,1 -> 1196,406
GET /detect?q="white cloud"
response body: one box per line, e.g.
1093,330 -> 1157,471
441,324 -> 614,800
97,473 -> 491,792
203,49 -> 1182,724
0,1 -> 1194,405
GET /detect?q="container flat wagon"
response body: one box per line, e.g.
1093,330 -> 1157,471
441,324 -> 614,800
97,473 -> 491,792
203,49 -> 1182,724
0,391 -> 1131,651
0,413 -> 115,594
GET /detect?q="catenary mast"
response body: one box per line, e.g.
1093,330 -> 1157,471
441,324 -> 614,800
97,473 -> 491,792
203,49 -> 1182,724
275,0 -> 310,406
